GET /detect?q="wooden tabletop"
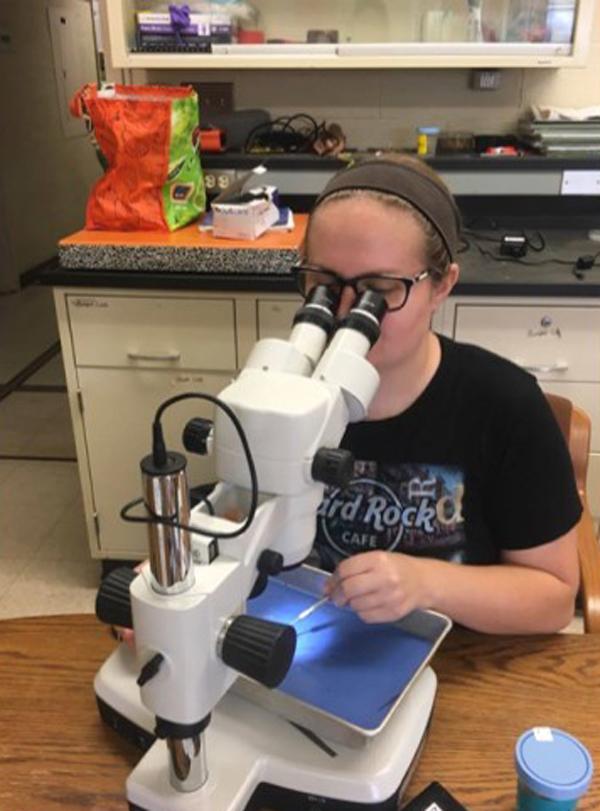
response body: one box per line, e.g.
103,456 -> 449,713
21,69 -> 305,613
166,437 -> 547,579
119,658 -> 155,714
0,615 -> 598,811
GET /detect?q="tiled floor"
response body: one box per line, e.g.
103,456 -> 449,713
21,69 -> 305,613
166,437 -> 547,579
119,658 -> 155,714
0,286 -> 59,384
0,287 -> 100,620
0,286 -> 588,631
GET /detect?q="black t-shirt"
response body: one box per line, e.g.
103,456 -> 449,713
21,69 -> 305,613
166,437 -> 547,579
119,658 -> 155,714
313,335 -> 582,571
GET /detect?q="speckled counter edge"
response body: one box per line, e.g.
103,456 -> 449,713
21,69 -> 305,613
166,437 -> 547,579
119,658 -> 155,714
59,245 -> 299,274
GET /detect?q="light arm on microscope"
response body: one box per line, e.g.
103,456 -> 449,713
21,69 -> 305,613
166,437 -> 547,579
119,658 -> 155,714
95,285 -> 387,794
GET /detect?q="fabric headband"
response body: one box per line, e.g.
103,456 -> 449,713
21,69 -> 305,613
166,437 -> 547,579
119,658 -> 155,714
313,159 -> 462,261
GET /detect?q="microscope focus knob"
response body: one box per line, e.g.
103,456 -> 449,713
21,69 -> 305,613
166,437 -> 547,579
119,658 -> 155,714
220,615 -> 296,688
311,447 -> 355,488
182,417 -> 213,455
95,566 -> 136,628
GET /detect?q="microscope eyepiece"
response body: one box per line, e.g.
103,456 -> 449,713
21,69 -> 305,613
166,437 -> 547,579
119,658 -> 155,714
353,289 -> 388,323
292,283 -> 338,337
338,290 -> 387,347
306,283 -> 340,312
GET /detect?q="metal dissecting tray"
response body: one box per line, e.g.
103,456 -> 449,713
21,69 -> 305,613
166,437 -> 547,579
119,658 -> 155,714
232,565 -> 451,748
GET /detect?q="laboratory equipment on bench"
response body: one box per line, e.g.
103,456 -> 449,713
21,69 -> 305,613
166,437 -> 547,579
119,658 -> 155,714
93,284 -> 451,811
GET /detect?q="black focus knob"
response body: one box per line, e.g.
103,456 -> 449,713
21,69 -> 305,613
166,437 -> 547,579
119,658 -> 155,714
311,447 -> 355,488
249,550 -> 285,599
183,418 -> 213,455
220,615 -> 296,688
257,549 -> 284,577
96,566 -> 136,628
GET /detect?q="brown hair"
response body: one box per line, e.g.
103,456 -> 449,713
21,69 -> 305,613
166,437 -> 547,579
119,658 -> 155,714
304,154 -> 460,284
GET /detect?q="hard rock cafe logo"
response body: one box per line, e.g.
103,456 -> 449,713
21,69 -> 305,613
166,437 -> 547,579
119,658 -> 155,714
318,474 -> 464,558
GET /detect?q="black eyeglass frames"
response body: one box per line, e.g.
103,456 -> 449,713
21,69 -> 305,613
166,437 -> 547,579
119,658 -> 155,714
291,264 -> 431,312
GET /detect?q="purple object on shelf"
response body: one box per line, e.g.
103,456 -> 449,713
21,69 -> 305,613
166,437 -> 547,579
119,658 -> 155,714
169,4 -> 191,30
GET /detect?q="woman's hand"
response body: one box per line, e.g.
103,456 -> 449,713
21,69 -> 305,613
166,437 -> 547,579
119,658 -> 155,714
324,550 -> 431,623
324,531 -> 578,633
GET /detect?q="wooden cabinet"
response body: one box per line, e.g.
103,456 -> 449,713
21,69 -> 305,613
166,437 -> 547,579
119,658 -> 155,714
437,295 -> 600,519
103,0 -> 595,69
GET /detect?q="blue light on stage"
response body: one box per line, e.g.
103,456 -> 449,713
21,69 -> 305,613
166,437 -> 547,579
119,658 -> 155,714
248,579 -> 433,730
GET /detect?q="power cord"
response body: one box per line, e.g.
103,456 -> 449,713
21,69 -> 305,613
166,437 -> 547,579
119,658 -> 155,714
463,227 -> 546,252
245,113 -> 321,153
120,392 -> 259,539
471,241 -> 600,270
462,221 -> 600,278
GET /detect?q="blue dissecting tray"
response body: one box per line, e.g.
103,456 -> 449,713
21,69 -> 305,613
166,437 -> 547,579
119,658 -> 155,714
235,566 -> 451,748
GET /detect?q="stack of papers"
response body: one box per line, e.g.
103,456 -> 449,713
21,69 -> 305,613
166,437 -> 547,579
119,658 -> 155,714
521,108 -> 600,155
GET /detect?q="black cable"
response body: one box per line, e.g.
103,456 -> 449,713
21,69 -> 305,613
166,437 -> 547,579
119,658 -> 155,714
464,227 -> 545,252
472,242 -> 600,269
198,495 -> 215,516
121,392 -> 259,540
244,113 -> 321,153
524,229 -> 545,252
457,235 -> 470,254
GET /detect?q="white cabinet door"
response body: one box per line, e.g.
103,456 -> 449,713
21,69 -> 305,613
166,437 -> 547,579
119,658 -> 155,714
453,303 -> 600,382
78,367 -> 233,558
448,295 -> 600,518
257,298 -> 302,340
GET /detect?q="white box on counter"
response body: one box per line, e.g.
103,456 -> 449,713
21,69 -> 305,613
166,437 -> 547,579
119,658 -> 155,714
210,165 -> 280,240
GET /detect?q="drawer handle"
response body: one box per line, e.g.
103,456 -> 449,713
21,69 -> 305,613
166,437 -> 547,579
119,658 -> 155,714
127,350 -> 181,362
514,360 -> 569,373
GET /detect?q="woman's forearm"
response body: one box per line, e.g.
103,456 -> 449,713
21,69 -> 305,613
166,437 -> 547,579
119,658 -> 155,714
419,559 -> 576,634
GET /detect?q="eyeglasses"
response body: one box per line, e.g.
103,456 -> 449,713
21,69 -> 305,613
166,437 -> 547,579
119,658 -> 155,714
291,264 -> 431,312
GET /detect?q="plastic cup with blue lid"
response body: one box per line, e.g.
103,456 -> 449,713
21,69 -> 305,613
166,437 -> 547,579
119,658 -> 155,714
416,125 -> 440,157
515,727 -> 594,811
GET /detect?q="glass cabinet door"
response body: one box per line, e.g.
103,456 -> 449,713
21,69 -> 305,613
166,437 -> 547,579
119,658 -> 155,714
224,0 -> 578,48
109,0 -> 593,67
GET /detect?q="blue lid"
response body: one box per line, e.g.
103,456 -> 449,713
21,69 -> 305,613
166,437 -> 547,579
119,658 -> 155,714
515,728 -> 594,802
417,126 -> 441,135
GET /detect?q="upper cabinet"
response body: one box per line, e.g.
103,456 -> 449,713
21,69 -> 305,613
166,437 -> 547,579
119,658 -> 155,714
104,0 -> 595,69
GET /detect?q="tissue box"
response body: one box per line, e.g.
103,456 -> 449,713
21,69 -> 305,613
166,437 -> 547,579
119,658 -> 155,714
212,195 -> 279,240
211,166 -> 280,240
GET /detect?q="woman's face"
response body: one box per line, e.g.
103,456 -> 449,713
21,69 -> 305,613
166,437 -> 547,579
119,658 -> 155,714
306,197 -> 456,374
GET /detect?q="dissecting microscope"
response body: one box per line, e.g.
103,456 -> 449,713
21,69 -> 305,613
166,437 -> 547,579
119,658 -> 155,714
94,285 -> 440,811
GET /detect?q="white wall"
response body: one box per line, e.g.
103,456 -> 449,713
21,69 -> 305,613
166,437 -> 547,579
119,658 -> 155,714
0,0 -> 101,291
136,4 -> 599,152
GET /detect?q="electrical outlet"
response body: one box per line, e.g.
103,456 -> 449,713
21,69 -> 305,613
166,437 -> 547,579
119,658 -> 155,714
216,171 -> 235,190
189,82 -> 234,117
470,69 -> 502,91
203,170 -> 236,195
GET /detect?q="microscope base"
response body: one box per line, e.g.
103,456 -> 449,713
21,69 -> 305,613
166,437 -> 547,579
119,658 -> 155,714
95,646 -> 436,811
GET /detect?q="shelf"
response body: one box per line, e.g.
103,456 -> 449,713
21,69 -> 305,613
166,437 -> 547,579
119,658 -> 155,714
112,43 -> 583,70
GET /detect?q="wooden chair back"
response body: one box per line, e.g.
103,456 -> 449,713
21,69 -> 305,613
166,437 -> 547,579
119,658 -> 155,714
545,393 -> 600,633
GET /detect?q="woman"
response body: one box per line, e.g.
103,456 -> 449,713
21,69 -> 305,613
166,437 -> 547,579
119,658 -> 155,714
295,155 -> 581,634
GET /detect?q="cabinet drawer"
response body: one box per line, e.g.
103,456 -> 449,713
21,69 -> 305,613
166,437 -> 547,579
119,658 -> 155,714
67,294 -> 236,370
78,367 -> 231,558
453,305 -> 600,382
257,298 -> 301,340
